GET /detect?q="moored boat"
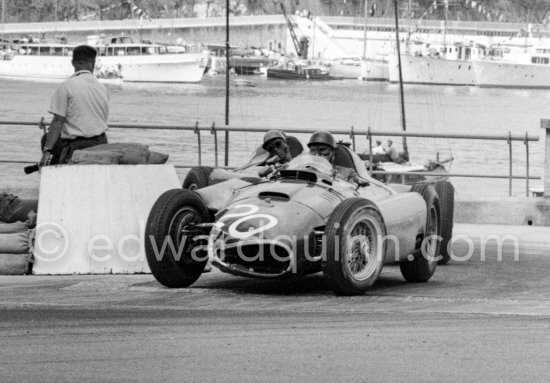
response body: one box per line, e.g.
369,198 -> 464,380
388,41 -> 485,86
473,45 -> 550,89
267,64 -> 333,80
0,36 -> 208,83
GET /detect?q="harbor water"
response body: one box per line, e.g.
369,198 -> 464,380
1,76 -> 548,198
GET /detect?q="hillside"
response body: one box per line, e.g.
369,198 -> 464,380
2,0 -> 550,24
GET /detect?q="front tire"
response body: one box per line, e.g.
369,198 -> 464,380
400,184 -> 441,283
182,166 -> 213,190
145,189 -> 210,288
435,180 -> 454,265
322,198 -> 386,295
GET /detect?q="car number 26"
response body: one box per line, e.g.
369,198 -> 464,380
215,204 -> 278,239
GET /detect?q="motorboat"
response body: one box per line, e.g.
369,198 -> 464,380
0,35 -> 208,83
473,44 -> 550,88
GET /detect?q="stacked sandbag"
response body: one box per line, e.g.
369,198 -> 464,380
71,143 -> 169,165
0,221 -> 33,275
70,150 -> 123,165
0,193 -> 37,275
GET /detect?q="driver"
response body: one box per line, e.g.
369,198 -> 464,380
307,130 -> 362,184
262,130 -> 293,164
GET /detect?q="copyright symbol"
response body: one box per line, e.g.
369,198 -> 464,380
34,221 -> 69,263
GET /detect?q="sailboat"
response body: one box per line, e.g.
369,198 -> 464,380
323,0 -> 389,81
366,0 -> 453,190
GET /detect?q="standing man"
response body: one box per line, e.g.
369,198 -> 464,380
41,45 -> 109,166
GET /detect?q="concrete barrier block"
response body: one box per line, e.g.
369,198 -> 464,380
33,165 -> 181,274
455,197 -> 550,226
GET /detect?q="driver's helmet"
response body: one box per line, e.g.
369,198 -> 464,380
307,131 -> 336,149
262,130 -> 286,150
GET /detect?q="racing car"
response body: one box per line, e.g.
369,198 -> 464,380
183,138 -> 454,265
145,145 -> 447,295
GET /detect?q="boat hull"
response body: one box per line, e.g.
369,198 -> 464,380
329,58 -> 388,81
473,60 -> 550,89
388,53 -> 476,86
266,68 -> 331,80
0,52 -> 206,83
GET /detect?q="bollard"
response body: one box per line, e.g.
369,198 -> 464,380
542,119 -> 550,197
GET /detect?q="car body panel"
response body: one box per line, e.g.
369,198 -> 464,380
195,154 -> 428,279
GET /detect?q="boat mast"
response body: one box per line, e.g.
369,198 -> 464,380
1,0 -> 5,43
225,0 -> 230,166
362,0 -> 368,59
443,0 -> 448,45
393,0 -> 408,153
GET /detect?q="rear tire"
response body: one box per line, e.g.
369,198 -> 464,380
400,184 -> 440,283
435,180 -> 454,265
145,189 -> 209,288
322,198 -> 386,295
182,166 -> 213,190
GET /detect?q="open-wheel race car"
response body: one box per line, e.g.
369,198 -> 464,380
145,144 -> 453,295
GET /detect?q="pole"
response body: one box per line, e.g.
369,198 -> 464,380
393,0 -> 408,154
362,0 -> 368,59
1,0 -> 5,42
443,0 -> 448,45
224,0 -> 230,166
541,119 -> 550,198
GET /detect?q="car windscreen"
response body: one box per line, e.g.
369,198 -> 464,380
285,154 -> 333,177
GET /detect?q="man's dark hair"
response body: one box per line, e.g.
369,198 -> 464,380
72,45 -> 97,62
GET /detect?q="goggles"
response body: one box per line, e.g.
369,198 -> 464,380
309,145 -> 333,156
266,139 -> 286,153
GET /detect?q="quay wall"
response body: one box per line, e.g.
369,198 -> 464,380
3,16 -> 550,58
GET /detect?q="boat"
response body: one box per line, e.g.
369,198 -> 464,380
205,43 -> 276,76
267,64 -> 333,80
0,36 -> 208,83
473,44 -> 550,89
327,57 -> 389,81
388,40 -> 486,86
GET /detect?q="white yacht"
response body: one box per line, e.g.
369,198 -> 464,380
388,41 -> 486,86
0,36 -> 208,83
473,44 -> 550,88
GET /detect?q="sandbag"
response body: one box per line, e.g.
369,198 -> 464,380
0,221 -> 29,234
0,193 -> 39,224
147,151 -> 169,164
84,143 -> 150,164
0,253 -> 30,275
70,150 -> 123,165
0,231 -> 30,254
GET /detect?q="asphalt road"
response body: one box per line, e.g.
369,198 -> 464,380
1,224 -> 550,382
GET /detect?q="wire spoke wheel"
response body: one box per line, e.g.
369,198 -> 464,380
345,218 -> 379,281
323,198 -> 386,295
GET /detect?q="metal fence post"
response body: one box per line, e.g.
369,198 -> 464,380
224,129 -> 229,166
508,131 -> 513,197
211,122 -> 218,167
194,121 -> 201,166
350,125 -> 356,152
524,132 -> 530,197
541,119 -> 550,197
367,126 -> 373,173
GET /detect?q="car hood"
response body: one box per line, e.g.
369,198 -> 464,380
228,179 -> 344,219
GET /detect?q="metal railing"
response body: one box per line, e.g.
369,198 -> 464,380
0,119 -> 540,196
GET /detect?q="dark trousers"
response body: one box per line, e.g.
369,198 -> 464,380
41,133 -> 108,164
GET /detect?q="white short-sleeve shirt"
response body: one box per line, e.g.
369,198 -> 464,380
48,70 -> 109,139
